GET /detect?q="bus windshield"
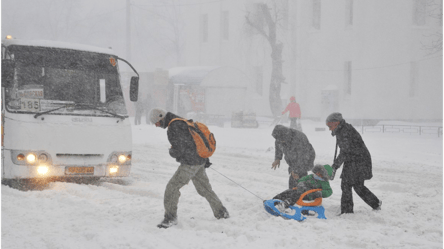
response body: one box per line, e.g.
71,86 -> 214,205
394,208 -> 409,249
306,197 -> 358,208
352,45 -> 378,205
4,45 -> 127,116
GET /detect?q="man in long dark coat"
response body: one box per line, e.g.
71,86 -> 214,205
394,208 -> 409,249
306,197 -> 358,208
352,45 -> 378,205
326,112 -> 382,214
271,125 -> 316,189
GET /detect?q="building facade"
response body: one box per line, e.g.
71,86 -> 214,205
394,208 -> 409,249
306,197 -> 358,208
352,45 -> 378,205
180,0 -> 443,122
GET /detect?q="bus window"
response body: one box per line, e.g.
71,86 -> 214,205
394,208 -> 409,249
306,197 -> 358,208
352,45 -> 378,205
4,46 -> 127,116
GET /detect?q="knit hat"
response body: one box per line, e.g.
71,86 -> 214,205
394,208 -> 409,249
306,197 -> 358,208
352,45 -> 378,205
149,108 -> 166,124
325,112 -> 343,123
290,96 -> 295,102
312,164 -> 333,181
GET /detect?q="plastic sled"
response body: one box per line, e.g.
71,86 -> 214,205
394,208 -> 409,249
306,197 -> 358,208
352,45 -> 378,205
263,189 -> 327,221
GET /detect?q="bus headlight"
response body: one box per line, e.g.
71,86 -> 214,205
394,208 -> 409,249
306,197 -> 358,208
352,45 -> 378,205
11,150 -> 53,165
37,166 -> 49,175
108,151 -> 131,165
109,166 -> 119,174
17,154 -> 25,161
26,154 -> 36,164
38,154 -> 48,163
118,155 -> 127,164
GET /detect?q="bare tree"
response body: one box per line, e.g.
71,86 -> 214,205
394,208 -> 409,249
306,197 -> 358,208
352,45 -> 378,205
422,0 -> 443,54
151,1 -> 185,66
132,0 -> 185,67
245,2 -> 285,117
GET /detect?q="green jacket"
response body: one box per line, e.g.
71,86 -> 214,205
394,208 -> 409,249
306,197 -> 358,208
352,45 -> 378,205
298,175 -> 333,200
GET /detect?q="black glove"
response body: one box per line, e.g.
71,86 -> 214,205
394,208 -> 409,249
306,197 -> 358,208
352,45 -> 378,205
308,191 -> 322,200
330,168 -> 337,180
204,159 -> 212,168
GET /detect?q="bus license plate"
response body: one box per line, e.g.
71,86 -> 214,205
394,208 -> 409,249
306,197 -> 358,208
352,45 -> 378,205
66,167 -> 94,175
20,98 -> 41,112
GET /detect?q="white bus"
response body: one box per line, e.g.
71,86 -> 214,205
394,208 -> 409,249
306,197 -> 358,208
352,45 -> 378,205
1,38 -> 139,184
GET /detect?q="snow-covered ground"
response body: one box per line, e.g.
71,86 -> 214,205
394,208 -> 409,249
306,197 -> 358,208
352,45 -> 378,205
2,119 -> 443,249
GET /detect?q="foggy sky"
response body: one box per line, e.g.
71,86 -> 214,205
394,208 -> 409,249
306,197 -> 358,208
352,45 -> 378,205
2,0 -> 185,72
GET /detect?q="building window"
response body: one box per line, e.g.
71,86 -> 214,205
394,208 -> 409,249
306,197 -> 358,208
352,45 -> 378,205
413,0 -> 426,26
312,0 -> 321,30
345,0 -> 353,27
221,11 -> 229,40
344,61 -> 352,95
409,61 -> 418,97
201,14 -> 208,42
254,66 -> 263,95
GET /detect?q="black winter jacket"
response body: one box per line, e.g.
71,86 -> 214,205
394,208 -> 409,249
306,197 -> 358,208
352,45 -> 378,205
272,125 -> 316,175
159,112 -> 208,166
332,119 -> 372,183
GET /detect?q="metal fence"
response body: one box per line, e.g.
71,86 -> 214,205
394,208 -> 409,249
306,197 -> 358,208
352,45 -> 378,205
360,125 -> 443,137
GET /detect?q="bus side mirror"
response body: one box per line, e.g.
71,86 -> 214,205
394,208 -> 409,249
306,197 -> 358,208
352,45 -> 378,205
2,60 -> 14,87
129,76 -> 139,102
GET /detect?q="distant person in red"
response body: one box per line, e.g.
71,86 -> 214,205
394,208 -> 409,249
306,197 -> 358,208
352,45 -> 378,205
282,96 -> 301,129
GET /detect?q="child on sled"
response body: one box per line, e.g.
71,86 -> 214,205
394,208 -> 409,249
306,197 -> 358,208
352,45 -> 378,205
272,164 -> 333,213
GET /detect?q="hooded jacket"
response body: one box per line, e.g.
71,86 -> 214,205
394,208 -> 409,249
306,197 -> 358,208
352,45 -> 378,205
332,119 -> 372,182
272,125 -> 315,174
159,112 -> 208,166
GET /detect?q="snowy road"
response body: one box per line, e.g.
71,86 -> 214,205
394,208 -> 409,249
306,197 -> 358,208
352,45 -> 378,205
2,120 -> 443,249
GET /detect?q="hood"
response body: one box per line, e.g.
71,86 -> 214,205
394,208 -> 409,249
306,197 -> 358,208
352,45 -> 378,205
272,125 -> 292,140
312,164 -> 333,181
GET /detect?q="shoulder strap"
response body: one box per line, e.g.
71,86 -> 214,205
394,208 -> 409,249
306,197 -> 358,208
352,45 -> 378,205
168,118 -> 189,127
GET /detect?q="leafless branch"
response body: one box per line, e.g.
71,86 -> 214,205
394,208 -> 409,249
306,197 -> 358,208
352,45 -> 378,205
245,12 -> 269,40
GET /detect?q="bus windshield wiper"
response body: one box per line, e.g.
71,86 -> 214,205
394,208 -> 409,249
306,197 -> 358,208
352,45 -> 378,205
34,104 -> 74,119
75,103 -> 126,120
34,103 -> 126,120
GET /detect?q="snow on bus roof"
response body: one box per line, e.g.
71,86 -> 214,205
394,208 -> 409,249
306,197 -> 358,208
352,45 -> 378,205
2,39 -> 114,55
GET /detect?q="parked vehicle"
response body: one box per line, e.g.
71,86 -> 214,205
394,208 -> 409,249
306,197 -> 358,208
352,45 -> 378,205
231,110 -> 259,128
1,37 -> 139,184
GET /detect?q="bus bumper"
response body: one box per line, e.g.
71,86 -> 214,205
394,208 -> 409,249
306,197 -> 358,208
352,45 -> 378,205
2,164 -> 131,179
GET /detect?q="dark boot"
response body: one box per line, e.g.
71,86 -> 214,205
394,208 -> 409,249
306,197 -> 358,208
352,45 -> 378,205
373,200 -> 382,211
157,216 -> 178,228
215,207 -> 230,219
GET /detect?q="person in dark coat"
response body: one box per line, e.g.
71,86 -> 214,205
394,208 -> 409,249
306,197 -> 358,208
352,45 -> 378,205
326,112 -> 382,215
150,108 -> 229,228
271,125 -> 316,189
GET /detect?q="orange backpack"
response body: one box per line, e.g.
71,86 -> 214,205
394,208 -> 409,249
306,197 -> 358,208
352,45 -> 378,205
168,118 -> 216,158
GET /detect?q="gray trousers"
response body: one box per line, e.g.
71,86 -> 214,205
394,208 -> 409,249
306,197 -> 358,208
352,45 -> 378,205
163,162 -> 225,219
